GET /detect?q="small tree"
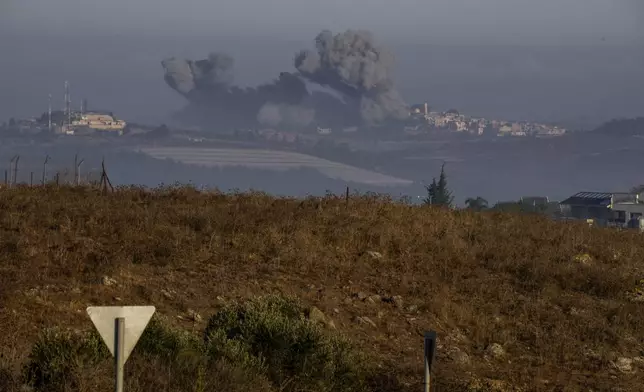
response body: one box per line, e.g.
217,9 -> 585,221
465,196 -> 488,211
424,163 -> 454,207
423,178 -> 438,205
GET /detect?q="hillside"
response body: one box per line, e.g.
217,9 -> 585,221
591,117 -> 644,136
0,186 -> 643,391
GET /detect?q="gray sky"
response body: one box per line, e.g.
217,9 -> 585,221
0,0 -> 642,126
2,0 -> 642,44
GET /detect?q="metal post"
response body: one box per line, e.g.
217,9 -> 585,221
345,186 -> 349,206
42,155 -> 50,186
74,154 -> 78,185
76,158 -> 84,186
30,172 -> 33,187
9,156 -> 16,188
3,170 -> 6,185
13,155 -> 19,186
424,356 -> 430,392
114,317 -> 125,392
424,331 -> 437,392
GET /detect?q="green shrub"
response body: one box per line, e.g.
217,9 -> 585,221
22,328 -> 109,392
137,316 -> 202,360
21,296 -> 377,392
130,315 -> 270,392
204,295 -> 368,392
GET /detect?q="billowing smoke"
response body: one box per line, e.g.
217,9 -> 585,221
162,29 -> 409,130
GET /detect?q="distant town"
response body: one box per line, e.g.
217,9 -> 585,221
0,82 -> 566,140
405,103 -> 566,137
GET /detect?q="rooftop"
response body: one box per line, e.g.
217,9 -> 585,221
560,192 -> 634,207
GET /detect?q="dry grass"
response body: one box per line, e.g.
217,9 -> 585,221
0,184 -> 643,391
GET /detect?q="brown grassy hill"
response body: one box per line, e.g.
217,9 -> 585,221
0,185 -> 643,391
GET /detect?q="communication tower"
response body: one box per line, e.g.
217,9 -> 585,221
48,94 -> 52,132
64,81 -> 71,126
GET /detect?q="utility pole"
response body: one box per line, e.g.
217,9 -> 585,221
75,154 -> 84,186
42,155 -> 50,185
48,94 -> 52,133
8,157 -> 14,188
13,155 -> 19,186
64,81 -> 71,130
9,155 -> 19,188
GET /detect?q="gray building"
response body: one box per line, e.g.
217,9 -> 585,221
559,191 -> 644,229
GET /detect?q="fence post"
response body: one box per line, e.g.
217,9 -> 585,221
13,155 -> 19,186
42,155 -> 50,186
3,170 -> 6,185
345,186 -> 349,206
30,172 -> 33,187
76,157 -> 84,186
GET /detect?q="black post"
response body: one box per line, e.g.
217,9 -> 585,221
424,331 -> 437,392
73,154 -> 78,186
345,186 -> 349,206
42,155 -> 50,186
13,156 -> 19,186
30,172 -> 33,187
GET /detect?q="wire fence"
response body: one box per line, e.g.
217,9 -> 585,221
1,154 -> 113,192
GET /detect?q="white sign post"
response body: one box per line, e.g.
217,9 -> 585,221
87,306 -> 156,392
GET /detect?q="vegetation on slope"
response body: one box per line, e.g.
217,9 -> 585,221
0,185 -> 643,391
592,117 -> 644,136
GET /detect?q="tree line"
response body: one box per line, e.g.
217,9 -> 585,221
423,163 -> 561,216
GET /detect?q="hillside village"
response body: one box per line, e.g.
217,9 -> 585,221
1,98 -> 567,142
406,103 -> 567,137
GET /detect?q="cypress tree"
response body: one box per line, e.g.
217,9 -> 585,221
436,163 -> 454,206
424,163 -> 454,207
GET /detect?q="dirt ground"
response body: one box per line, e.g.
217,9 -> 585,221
0,185 -> 643,391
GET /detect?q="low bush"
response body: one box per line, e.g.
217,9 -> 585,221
21,296 -> 376,392
22,328 -> 109,392
205,295 -> 369,392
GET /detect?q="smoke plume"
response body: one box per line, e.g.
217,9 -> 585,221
162,29 -> 409,130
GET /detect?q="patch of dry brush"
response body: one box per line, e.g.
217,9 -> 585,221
0,185 -> 643,391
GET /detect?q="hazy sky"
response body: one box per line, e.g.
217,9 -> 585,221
0,0 -> 642,126
2,0 -> 642,44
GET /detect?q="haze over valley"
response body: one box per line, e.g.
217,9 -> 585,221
1,0 -> 643,203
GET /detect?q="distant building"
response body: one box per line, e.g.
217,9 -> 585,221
559,191 -> 638,227
611,196 -> 644,231
520,196 -> 549,207
71,111 -> 126,134
455,121 -> 468,132
410,103 -> 429,116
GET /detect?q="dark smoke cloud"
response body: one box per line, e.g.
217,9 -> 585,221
294,30 -> 410,125
162,29 -> 409,130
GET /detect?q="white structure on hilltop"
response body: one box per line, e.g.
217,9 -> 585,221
69,112 -> 127,134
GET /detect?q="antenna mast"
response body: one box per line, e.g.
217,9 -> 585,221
67,81 -> 71,126
48,94 -> 52,132
64,80 -> 71,127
